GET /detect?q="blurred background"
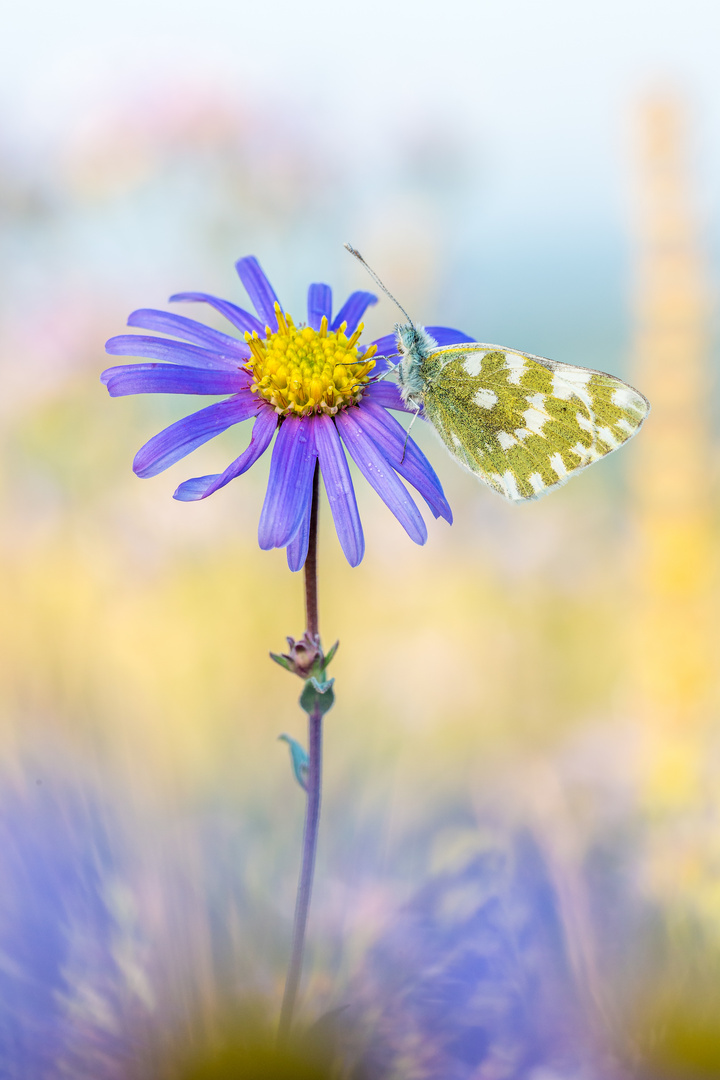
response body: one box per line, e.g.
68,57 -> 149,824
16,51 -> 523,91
1,0 -> 720,1076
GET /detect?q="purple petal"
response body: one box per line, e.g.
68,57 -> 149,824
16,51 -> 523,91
174,404 -> 277,501
354,400 -> 452,523
103,364 -> 248,397
368,325 -> 476,359
314,416 -> 364,567
368,332 -> 398,359
335,409 -> 427,545
286,502 -> 311,572
171,474 -> 219,503
169,292 -> 264,336
258,416 -> 317,549
307,284 -> 332,331
105,335 -> 241,371
127,309 -> 249,356
133,392 -> 258,478
236,256 -> 282,330
364,380 -> 413,413
331,291 -> 377,335
424,325 -> 476,346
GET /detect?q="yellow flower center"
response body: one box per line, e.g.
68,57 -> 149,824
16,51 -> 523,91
244,302 -> 377,416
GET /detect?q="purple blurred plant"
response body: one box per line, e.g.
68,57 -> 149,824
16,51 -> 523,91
352,832 -> 594,1080
102,255 -> 471,1037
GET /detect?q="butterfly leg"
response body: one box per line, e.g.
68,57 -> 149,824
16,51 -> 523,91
341,359 -> 400,385
336,357 -> 399,391
401,406 -> 422,464
370,358 -> 400,384
345,357 -> 400,397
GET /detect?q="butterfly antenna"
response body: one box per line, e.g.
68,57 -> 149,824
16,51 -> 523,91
344,243 -> 414,325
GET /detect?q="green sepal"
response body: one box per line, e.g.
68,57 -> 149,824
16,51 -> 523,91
278,733 -> 309,791
300,676 -> 335,717
269,652 -> 294,673
320,640 -> 339,673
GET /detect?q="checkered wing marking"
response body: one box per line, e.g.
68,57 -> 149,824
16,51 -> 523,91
418,344 -> 650,502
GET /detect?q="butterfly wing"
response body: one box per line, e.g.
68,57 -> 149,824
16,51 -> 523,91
418,344 -> 650,502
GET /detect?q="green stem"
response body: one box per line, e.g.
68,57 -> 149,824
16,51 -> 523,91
278,466 -> 322,1040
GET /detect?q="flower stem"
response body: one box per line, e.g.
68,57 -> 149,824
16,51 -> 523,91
303,467 -> 320,640
278,465 -> 322,1040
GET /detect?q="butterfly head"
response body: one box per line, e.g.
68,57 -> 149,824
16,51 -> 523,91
395,322 -> 437,400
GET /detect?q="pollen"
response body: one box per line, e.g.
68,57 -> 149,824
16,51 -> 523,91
244,303 -> 377,416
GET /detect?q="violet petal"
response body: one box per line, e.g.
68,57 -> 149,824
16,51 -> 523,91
335,409 -> 427,545
331,291 -> 377,335
103,364 -> 248,397
105,335 -> 240,371
307,284 -> 332,331
236,256 -> 282,330
354,400 -> 452,523
368,332 -> 398,359
258,416 -> 317,549
364,380 -> 413,413
169,292 -> 264,336
127,309 -> 249,355
425,326 -> 476,346
286,503 -> 311,572
133,393 -> 258,479
174,405 -> 277,501
314,415 -> 364,567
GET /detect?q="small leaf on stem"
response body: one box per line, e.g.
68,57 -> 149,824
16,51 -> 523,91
270,652 -> 295,673
299,677 -> 335,717
322,640 -> 340,672
278,733 -> 309,792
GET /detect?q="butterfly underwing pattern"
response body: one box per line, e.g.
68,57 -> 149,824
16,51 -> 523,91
394,324 -> 650,503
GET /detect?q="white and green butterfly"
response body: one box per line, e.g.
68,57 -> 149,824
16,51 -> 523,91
347,245 -> 650,502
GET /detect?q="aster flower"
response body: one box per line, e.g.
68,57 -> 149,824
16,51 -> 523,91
103,257 -> 474,570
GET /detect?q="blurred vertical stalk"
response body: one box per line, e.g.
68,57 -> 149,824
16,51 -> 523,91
629,97 -> 715,809
278,466 -> 322,1040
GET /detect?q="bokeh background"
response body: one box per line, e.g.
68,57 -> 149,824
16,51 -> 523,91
2,1 -> 720,1076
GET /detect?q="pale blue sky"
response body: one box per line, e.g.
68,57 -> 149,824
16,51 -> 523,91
1,0 -> 718,369
4,0 -> 719,218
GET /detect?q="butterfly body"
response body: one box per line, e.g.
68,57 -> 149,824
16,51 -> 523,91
393,323 -> 650,503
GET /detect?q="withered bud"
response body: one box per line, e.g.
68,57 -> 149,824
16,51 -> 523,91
272,632 -> 324,679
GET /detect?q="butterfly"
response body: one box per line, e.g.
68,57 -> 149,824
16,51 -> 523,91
346,245 -> 650,502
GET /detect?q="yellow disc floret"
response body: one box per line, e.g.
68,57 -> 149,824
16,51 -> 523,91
244,302 -> 377,416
